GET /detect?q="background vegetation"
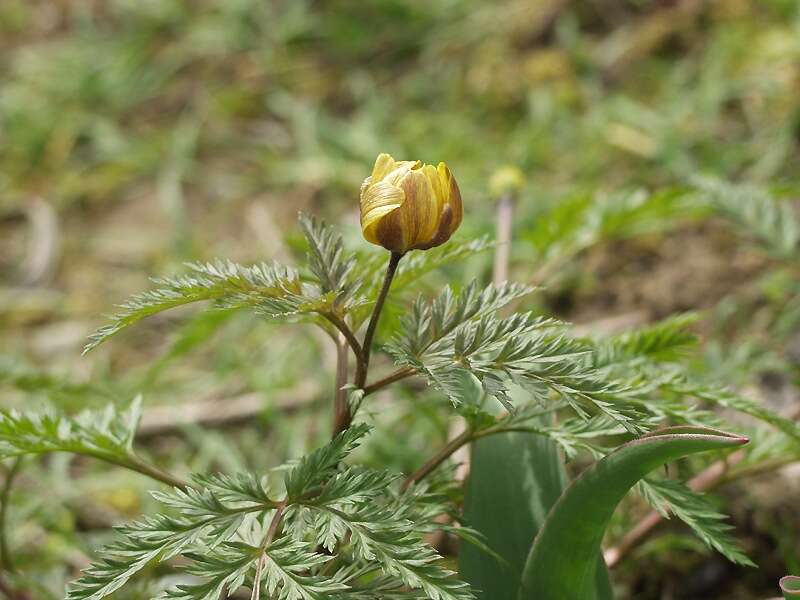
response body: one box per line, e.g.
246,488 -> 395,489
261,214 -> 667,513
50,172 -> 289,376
1,1 -> 799,598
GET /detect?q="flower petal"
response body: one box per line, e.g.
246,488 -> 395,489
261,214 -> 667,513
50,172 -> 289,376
360,179 -> 405,246
371,153 -> 396,182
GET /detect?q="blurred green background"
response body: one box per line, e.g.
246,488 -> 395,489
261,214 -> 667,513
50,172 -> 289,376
1,1 -> 799,598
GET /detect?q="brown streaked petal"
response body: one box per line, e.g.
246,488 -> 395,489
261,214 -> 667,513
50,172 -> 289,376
398,168 -> 436,246
374,207 -> 409,253
414,203 -> 454,251
446,169 -> 463,235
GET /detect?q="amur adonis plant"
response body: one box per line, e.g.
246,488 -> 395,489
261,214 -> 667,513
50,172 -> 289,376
4,152 -> 796,600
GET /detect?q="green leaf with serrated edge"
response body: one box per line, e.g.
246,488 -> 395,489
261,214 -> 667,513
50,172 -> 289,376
520,426 -> 749,600
299,213 -> 356,300
781,576 -> 800,598
84,259 -> 308,352
591,313 -> 700,367
0,400 -> 141,463
638,478 -> 754,566
284,423 -> 371,500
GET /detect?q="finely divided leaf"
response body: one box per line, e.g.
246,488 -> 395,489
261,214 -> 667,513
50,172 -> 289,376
299,214 -> 361,310
284,423 -> 371,500
0,399 -> 142,464
68,477 -> 275,600
639,477 -> 754,566
692,176 -> 800,259
388,282 -> 651,431
84,260 -> 310,352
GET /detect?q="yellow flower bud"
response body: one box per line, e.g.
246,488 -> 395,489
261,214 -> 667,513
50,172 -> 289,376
489,165 -> 526,199
360,153 -> 463,254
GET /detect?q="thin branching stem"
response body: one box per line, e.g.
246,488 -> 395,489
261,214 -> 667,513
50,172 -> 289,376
264,500 -> 288,547
401,407 -> 562,490
251,500 -> 288,600
322,313 -> 363,363
122,454 -> 188,490
362,367 -> 416,396
402,428 -> 473,491
0,458 -> 22,573
332,252 -> 403,437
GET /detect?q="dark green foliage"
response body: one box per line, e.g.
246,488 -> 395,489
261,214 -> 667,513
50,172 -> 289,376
67,422 -> 472,600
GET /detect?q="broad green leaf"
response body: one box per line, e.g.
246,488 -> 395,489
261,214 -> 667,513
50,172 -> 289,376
520,426 -> 748,600
459,434 -> 562,598
460,432 -> 611,600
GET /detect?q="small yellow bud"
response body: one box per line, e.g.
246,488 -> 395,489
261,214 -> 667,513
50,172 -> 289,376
489,165 -> 526,199
360,153 -> 463,254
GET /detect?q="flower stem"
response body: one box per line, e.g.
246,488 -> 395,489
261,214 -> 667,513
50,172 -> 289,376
335,251 -> 402,436
332,334 -> 350,438
355,252 -> 403,388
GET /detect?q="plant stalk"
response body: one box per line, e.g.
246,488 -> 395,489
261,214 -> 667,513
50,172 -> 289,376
402,428 -> 473,491
355,252 -> 403,390
332,334 -> 350,438
401,407 -> 563,490
123,454 -> 189,491
264,500 -> 287,546
363,367 -> 416,396
323,313 -> 364,363
493,193 -> 514,285
333,251 -> 403,437
0,459 -> 22,574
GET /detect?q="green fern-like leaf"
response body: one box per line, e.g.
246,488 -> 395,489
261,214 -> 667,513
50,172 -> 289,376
388,282 -> 651,431
159,542 -> 255,600
299,214 -> 362,313
254,537 -> 348,600
0,398 -> 142,462
67,482 -> 276,600
84,260 -> 312,352
386,280 -> 537,360
639,477 -> 754,566
284,423 -> 371,500
392,236 -> 492,289
592,313 -> 701,367
69,424 -> 472,600
692,176 -> 800,259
